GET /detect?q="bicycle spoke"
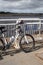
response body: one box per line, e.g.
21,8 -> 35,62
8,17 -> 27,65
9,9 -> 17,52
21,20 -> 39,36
20,34 -> 35,52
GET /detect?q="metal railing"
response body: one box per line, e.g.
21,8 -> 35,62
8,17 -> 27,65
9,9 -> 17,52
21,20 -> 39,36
0,18 -> 43,37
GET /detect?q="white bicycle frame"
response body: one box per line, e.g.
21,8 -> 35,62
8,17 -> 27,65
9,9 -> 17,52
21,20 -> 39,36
1,33 -> 15,46
1,31 -> 20,46
1,31 -> 28,48
1,23 -> 28,49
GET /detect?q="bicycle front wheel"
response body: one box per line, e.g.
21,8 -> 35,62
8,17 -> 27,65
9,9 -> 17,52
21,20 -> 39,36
20,34 -> 35,53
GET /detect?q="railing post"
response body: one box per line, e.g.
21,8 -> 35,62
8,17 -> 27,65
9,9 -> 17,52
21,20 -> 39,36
39,20 -> 41,37
24,23 -> 25,35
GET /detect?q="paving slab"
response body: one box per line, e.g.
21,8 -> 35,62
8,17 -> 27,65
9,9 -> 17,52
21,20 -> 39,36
0,48 -> 43,65
36,52 -> 43,60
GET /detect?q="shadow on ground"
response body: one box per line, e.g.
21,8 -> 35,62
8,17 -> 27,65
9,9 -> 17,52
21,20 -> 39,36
0,42 -> 43,60
34,42 -> 43,51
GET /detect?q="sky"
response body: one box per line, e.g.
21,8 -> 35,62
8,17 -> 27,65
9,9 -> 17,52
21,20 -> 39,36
0,0 -> 43,13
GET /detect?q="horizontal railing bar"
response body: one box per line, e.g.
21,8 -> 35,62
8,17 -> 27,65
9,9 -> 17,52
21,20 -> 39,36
18,18 -> 43,21
0,18 -> 43,21
25,22 -> 41,24
18,18 -> 40,20
0,23 -> 16,25
0,19 -> 17,21
0,22 -> 43,25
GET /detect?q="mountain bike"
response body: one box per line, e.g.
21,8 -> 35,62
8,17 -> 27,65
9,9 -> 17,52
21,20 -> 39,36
0,24 -> 35,53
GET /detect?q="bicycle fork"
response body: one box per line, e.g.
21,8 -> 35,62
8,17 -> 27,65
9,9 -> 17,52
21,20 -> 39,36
24,35 -> 29,44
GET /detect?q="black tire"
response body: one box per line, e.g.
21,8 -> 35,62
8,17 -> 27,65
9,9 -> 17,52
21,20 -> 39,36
0,38 -> 5,50
19,34 -> 35,53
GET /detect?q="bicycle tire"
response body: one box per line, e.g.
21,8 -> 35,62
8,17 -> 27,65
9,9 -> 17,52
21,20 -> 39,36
0,38 -> 5,50
19,34 -> 35,53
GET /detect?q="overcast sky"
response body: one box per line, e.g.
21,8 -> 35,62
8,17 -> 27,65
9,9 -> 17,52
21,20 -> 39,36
0,0 -> 43,13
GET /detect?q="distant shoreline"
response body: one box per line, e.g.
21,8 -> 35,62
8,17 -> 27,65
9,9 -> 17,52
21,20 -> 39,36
0,12 -> 43,16
0,12 -> 43,19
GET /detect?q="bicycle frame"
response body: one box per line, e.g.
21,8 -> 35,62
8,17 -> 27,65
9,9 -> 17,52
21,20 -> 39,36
1,33 -> 15,47
0,23 -> 29,49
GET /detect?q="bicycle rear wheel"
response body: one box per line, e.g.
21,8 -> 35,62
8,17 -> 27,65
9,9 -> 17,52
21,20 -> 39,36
0,38 -> 5,50
20,34 -> 35,53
